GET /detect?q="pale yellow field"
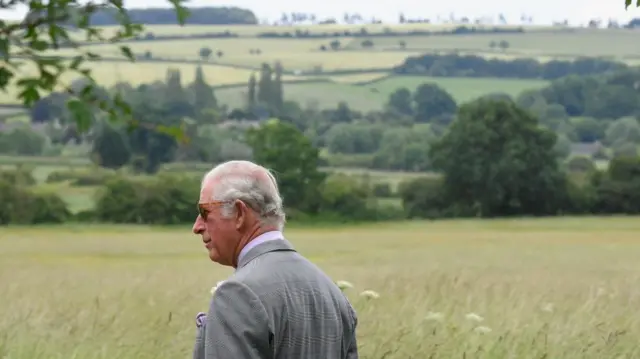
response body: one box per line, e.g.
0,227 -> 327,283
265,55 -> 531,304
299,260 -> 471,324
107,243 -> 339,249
328,73 -> 389,84
76,38 -> 422,71
0,61 -> 293,104
75,37 -> 330,59
88,23 -> 555,38
356,29 -> 640,59
1,217 -> 639,359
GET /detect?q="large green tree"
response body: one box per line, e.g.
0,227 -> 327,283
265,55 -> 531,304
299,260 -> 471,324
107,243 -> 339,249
0,0 -> 188,136
244,119 -> 326,213
429,98 -> 569,217
412,83 -> 457,123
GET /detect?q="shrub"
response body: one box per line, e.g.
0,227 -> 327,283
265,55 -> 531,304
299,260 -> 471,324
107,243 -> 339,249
314,173 -> 405,222
325,153 -> 374,168
0,166 -> 36,186
0,180 -> 70,224
586,156 -> 640,214
30,191 -> 71,224
0,125 -> 46,156
94,173 -> 200,224
319,173 -> 371,220
398,176 -> 470,219
46,168 -> 115,186
372,182 -> 393,198
566,156 -> 596,173
591,145 -> 610,160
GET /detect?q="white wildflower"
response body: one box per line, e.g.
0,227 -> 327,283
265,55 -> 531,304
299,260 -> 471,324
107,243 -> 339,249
210,281 -> 225,295
465,313 -> 484,322
474,326 -> 492,334
424,311 -> 444,322
336,280 -> 354,290
359,290 -> 380,299
541,302 -> 554,313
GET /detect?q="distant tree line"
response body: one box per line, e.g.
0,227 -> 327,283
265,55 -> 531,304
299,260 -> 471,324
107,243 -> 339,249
65,24 -> 529,47
72,6 -> 258,25
256,25 -> 524,39
395,53 -> 629,80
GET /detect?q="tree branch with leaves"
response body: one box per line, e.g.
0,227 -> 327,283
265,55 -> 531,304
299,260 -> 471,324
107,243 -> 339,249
0,0 -> 189,139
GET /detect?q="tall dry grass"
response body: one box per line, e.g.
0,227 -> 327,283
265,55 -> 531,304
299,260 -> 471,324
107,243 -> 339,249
1,217 -> 639,358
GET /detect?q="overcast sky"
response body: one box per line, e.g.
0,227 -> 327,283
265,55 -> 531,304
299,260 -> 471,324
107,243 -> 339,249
1,0 -> 639,25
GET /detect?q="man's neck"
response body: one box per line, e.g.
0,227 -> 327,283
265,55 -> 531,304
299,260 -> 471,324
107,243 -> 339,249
238,230 -> 283,264
231,226 -> 281,268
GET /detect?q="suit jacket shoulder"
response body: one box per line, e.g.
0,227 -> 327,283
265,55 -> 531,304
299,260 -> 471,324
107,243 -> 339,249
228,239 -> 359,358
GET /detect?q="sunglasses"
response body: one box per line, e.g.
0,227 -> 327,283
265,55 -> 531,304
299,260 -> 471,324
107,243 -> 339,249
197,200 -> 230,219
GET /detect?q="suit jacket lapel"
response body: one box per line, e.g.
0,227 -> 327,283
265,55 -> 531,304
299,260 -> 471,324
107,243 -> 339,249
237,239 -> 296,269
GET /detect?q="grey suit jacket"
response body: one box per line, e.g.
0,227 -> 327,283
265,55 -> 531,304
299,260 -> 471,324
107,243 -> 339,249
193,238 -> 359,359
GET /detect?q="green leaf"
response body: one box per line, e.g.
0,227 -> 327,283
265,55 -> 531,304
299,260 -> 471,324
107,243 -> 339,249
86,52 -> 101,60
0,67 -> 14,89
67,99 -> 94,133
30,40 -> 49,51
69,55 -> 84,70
86,28 -> 104,41
47,25 -> 69,49
119,46 -> 135,61
0,38 -> 9,61
168,0 -> 190,24
626,0 -> 632,8
18,86 -> 40,106
80,83 -> 96,98
157,124 -> 188,144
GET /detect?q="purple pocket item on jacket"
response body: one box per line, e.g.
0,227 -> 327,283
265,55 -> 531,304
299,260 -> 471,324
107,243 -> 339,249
195,312 -> 206,328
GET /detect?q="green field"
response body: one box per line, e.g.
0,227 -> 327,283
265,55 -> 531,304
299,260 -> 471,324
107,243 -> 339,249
215,76 -> 549,111
1,217 -> 639,358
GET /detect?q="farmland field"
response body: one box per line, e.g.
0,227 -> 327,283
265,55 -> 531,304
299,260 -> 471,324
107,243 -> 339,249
365,76 -> 549,103
77,38 -> 422,71
76,26 -> 640,63
81,23 -> 555,38
215,75 -> 549,111
0,61 -> 295,104
1,217 -> 639,358
346,29 -> 640,59
1,24 -> 637,109
1,23 -> 638,114
215,81 -> 389,111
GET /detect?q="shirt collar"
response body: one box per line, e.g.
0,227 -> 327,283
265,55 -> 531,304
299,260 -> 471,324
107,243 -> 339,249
238,230 -> 284,264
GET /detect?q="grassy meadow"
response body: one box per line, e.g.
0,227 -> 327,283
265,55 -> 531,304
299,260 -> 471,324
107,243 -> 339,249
214,76 -> 550,111
1,217 -> 639,358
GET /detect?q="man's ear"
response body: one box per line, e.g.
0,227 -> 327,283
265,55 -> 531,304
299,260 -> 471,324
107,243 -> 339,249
234,200 -> 246,230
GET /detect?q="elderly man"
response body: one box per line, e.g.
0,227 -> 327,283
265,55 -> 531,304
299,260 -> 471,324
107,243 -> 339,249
192,160 -> 359,359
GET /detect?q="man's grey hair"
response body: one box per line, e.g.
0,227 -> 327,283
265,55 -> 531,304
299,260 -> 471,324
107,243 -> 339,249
202,160 -> 286,231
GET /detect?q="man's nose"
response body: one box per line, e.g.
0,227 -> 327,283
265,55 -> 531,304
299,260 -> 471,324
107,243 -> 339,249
192,215 -> 205,234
